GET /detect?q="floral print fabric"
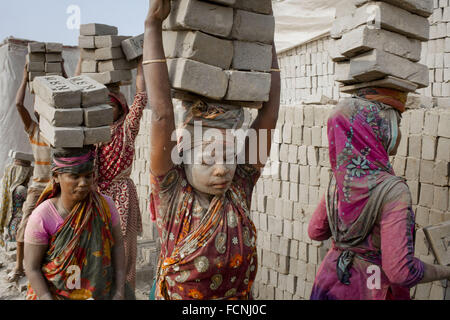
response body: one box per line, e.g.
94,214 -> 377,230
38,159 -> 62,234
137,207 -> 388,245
150,164 -> 261,300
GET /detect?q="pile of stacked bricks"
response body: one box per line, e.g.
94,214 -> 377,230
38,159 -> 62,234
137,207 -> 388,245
279,37 -> 342,105
393,107 -> 450,299
27,42 -> 63,92
33,75 -> 113,148
331,0 -> 432,94
163,0 -> 274,104
421,0 -> 450,107
250,103 -> 335,300
79,23 -> 136,85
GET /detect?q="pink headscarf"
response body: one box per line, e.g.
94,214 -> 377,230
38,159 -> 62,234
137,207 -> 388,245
327,97 -> 399,225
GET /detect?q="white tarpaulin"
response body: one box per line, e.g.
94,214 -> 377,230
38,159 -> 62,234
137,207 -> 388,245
273,0 -> 345,51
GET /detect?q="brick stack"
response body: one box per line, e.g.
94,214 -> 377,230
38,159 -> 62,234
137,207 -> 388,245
421,0 -> 450,107
392,107 -> 450,300
331,0 -> 433,93
249,102 -> 335,300
27,42 -> 63,92
33,75 -> 113,148
158,0 -> 274,104
79,23 -> 136,85
7,150 -> 34,163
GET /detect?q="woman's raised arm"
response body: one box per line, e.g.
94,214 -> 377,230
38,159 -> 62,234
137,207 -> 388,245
143,0 -> 176,177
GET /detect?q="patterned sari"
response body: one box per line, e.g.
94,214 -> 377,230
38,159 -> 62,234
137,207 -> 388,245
150,164 -> 260,300
26,184 -> 115,300
309,89 -> 424,300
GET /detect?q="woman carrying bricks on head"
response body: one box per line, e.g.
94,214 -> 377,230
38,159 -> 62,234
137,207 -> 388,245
24,147 -> 126,300
308,88 -> 450,300
75,58 -> 149,292
143,0 -> 280,300
10,63 -> 53,283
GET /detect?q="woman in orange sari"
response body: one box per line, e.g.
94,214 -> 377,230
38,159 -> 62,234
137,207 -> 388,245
24,147 -> 126,300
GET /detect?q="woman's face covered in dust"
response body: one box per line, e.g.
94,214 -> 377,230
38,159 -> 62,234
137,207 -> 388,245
184,139 -> 238,196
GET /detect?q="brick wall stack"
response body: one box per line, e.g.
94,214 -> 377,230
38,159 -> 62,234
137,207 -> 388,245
394,107 -> 450,299
250,102 -> 334,300
420,0 -> 450,108
27,42 -> 63,93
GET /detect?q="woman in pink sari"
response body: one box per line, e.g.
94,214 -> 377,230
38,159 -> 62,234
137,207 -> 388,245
308,88 -> 450,300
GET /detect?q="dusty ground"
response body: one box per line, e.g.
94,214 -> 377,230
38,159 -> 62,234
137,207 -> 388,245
0,246 -> 27,300
0,243 -> 151,301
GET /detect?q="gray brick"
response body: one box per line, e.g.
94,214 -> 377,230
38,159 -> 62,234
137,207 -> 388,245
231,10 -> 275,44
167,58 -> 228,100
164,0 -> 233,38
35,96 -> 83,127
98,59 -> 137,72
80,23 -> 118,36
163,31 -> 233,70
83,105 -> 114,128
233,0 -> 272,15
121,33 -> 144,61
33,75 -> 82,108
83,126 -> 112,145
95,47 -> 125,61
225,70 -> 271,102
232,41 -> 273,72
95,35 -> 130,48
84,70 -> 132,85
39,117 -> 84,148
68,75 -> 109,107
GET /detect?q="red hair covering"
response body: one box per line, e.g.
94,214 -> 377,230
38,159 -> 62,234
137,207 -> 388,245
355,87 -> 407,113
108,91 -> 129,115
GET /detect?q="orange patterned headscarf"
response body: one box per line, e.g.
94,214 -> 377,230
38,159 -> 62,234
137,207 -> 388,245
355,88 -> 408,113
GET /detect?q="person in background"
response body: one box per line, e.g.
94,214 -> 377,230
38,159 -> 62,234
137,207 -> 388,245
10,63 -> 52,283
0,156 -> 33,245
24,147 -> 126,300
308,88 -> 450,300
75,57 -> 148,292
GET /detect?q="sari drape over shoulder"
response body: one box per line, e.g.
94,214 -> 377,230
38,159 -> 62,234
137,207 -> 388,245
26,184 -> 115,300
150,164 -> 260,300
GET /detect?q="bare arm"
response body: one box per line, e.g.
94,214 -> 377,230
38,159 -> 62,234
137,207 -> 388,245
143,0 -> 176,177
24,243 -> 53,300
419,263 -> 450,284
15,64 -> 33,131
136,58 -> 146,93
246,44 -> 281,169
111,224 -> 126,300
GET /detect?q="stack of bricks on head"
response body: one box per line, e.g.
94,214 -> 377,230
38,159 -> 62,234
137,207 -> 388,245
32,75 -> 114,148
162,0 -> 275,107
8,150 -> 34,163
79,23 -> 137,85
331,0 -> 433,93
27,42 -> 63,93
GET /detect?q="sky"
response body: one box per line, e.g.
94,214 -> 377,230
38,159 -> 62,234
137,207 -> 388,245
0,1 -> 148,46
0,0 -> 340,50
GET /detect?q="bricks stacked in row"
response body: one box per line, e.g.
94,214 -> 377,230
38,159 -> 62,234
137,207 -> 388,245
79,23 -> 136,85
419,0 -> 450,108
331,0 -> 433,93
392,107 -> 450,300
250,103 -> 334,300
279,37 -> 346,107
158,0 -> 274,103
130,109 -> 159,241
32,75 -> 114,148
27,42 -> 63,92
